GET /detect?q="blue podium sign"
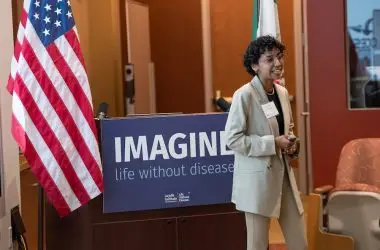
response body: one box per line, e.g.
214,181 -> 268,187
100,113 -> 234,213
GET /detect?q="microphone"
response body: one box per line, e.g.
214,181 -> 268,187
215,98 -> 231,112
97,102 -> 109,119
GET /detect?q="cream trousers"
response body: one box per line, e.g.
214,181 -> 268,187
245,170 -> 308,250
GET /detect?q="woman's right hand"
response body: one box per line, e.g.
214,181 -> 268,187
275,135 -> 293,149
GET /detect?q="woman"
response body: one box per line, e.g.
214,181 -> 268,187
225,36 -> 307,250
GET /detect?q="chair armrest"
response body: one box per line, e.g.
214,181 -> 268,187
314,185 -> 334,195
313,185 -> 334,231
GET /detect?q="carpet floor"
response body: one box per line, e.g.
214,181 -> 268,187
269,244 -> 287,250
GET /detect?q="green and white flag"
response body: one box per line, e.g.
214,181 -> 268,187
258,0 -> 281,39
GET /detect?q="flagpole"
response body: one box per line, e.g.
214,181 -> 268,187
252,0 -> 259,40
37,185 -> 44,250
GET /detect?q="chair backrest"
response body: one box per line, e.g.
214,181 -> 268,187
334,138 -> 380,193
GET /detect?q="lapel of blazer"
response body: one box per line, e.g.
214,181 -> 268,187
249,76 -> 280,138
250,76 -> 268,105
274,83 -> 290,135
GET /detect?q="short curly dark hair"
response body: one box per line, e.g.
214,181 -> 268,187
243,35 -> 285,76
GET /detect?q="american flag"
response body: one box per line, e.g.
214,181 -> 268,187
8,0 -> 103,216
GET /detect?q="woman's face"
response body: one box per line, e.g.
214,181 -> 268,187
252,48 -> 284,81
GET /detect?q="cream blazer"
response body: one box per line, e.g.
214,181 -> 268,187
224,76 -> 303,218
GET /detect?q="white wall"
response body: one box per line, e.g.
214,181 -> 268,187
0,0 -> 21,249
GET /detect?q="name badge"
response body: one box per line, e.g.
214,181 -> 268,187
261,102 -> 279,119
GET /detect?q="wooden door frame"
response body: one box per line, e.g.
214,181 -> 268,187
294,0 -> 313,194
11,0 -> 19,42
201,0 -> 213,113
119,0 -> 128,116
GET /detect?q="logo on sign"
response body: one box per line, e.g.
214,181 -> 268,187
179,192 -> 191,202
164,194 -> 178,203
164,192 -> 191,203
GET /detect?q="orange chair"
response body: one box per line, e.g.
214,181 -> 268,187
313,138 -> 380,250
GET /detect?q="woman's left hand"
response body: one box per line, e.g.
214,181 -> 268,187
285,143 -> 297,154
285,140 -> 300,161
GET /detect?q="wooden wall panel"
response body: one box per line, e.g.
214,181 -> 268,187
137,0 -> 205,113
210,0 -> 253,98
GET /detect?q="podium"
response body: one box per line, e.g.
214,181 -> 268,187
45,196 -> 245,250
45,114 -> 246,250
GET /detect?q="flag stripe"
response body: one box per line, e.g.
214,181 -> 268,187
24,21 -> 102,170
14,41 -> 22,62
10,40 -> 22,87
8,7 -> 27,93
12,115 -> 71,216
7,76 -> 15,94
16,56 -> 100,201
21,36 -> 103,192
11,92 -> 81,212
11,107 -> 27,152
21,8 -> 28,28
17,24 -> 25,44
65,30 -> 87,74
23,0 -> 32,15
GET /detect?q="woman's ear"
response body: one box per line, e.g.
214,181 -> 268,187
252,64 -> 259,74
